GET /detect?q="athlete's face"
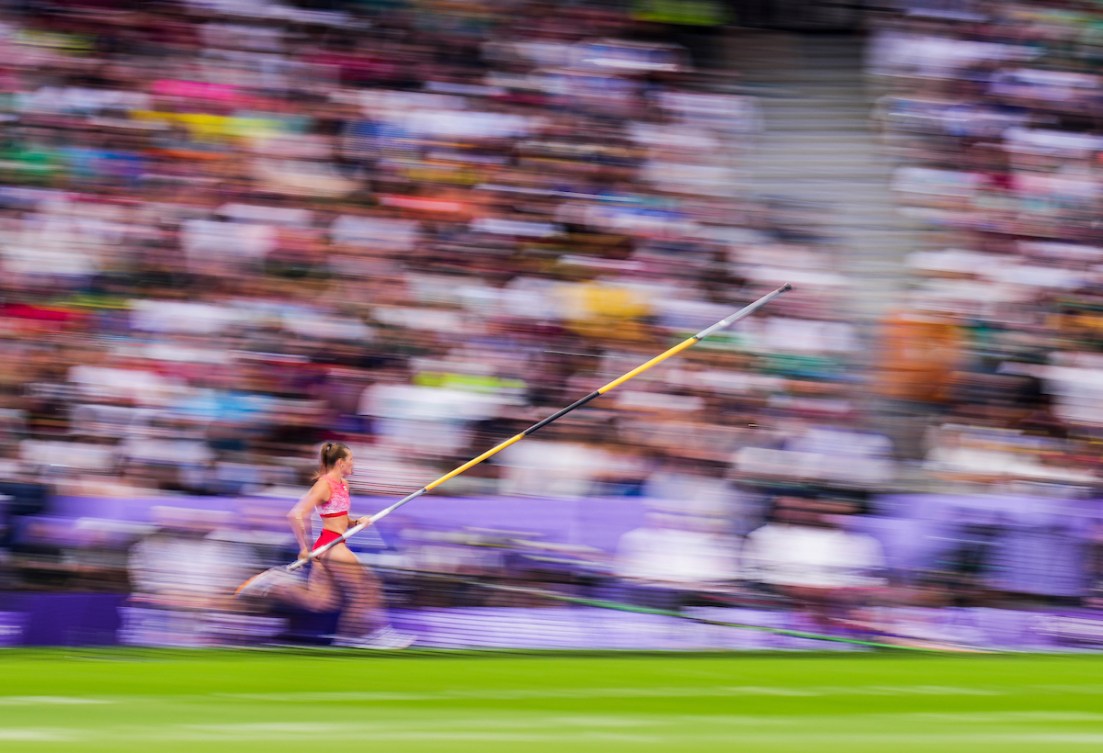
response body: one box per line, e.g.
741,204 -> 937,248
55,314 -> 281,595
338,452 -> 355,478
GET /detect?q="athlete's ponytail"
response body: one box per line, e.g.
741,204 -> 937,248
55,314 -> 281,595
315,441 -> 350,479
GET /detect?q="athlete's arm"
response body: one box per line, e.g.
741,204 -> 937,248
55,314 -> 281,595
288,478 -> 329,559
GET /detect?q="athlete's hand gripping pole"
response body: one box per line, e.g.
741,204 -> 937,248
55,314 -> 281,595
289,283 -> 793,572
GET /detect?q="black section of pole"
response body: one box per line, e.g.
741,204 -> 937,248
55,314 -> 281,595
521,391 -> 602,437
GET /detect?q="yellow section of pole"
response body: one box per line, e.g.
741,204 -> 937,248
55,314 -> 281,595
423,433 -> 526,492
596,336 -> 700,395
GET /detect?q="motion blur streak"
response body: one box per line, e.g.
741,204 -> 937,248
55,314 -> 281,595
0,0 -> 1099,665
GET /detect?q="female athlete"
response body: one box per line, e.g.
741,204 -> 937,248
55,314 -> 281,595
237,441 -> 413,648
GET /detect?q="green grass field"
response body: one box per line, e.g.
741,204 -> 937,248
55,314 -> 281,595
3,650 -> 1103,752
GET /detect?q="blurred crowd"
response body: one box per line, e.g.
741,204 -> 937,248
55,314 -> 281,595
871,2 -> 1103,492
0,0 -> 872,509
2,0 -> 1103,648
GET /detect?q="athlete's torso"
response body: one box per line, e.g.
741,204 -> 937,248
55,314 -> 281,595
318,475 -> 351,531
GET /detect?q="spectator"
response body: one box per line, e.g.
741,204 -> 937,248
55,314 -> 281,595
742,496 -> 887,630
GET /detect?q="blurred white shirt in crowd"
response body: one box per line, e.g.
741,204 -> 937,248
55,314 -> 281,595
742,523 -> 885,589
615,515 -> 738,586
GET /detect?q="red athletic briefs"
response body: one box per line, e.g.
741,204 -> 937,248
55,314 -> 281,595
312,528 -> 343,552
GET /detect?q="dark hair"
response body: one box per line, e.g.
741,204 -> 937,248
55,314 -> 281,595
316,441 -> 350,478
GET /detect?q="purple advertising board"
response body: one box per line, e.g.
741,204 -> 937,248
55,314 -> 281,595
3,593 -> 1103,652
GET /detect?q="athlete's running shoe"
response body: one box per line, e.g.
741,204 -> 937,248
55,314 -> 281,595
332,627 -> 416,650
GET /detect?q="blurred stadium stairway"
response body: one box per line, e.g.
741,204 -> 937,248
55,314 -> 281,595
727,30 -> 920,326
722,29 -> 941,463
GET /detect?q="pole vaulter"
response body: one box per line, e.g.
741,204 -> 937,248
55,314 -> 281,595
288,282 -> 792,572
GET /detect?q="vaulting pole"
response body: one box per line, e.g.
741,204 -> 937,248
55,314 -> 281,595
290,283 -> 793,571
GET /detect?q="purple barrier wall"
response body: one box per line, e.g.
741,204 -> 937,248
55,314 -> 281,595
864,493 -> 1101,597
37,491 -> 1102,598
4,592 -> 1103,651
0,610 -> 26,647
1,594 -> 125,646
45,493 -> 651,553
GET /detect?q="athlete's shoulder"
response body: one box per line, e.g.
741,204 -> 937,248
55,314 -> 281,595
309,475 -> 334,499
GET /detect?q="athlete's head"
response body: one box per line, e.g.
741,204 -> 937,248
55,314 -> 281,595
318,441 -> 353,478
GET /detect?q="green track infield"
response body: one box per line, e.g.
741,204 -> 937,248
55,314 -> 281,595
3,650 -> 1103,752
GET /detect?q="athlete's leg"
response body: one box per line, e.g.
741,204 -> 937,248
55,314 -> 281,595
318,543 -> 382,637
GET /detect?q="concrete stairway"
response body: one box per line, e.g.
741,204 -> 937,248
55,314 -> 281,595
724,30 -> 923,326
